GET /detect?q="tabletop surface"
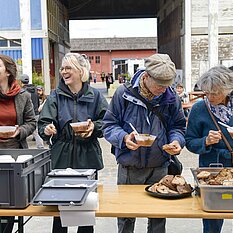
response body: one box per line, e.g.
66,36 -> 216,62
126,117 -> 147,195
0,185 -> 233,219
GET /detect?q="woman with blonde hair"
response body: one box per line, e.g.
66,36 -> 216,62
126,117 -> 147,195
38,53 -> 108,233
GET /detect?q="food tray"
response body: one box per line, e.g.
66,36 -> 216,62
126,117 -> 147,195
191,167 -> 233,212
32,179 -> 97,206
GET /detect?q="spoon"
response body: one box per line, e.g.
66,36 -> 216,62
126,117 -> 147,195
129,123 -> 139,135
218,121 -> 232,129
49,121 -> 54,145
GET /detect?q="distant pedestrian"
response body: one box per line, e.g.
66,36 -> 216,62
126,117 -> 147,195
19,74 -> 44,149
93,72 -> 97,83
106,72 -> 113,90
101,71 -> 105,82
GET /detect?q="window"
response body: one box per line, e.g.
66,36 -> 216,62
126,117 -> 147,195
0,40 -> 7,47
95,56 -> 100,64
88,56 -> 94,64
10,39 -> 21,47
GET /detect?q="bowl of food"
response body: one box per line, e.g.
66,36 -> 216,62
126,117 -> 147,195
135,134 -> 156,147
227,127 -> 233,139
0,126 -> 17,138
70,121 -> 89,133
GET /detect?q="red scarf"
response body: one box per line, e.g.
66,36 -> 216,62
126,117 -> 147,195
0,80 -> 21,98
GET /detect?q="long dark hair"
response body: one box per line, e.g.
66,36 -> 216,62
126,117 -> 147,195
0,54 -> 17,87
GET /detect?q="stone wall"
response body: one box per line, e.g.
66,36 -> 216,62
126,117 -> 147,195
191,35 -> 233,88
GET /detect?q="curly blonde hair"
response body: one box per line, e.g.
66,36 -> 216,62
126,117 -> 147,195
62,53 -> 91,82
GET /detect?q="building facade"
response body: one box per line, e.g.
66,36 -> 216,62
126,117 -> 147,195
70,37 -> 157,82
0,0 -> 70,93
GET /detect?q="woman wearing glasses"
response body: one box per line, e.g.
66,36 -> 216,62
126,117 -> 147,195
38,53 -> 108,233
185,65 -> 233,233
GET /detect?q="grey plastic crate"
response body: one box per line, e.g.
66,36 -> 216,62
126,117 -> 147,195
0,149 -> 51,208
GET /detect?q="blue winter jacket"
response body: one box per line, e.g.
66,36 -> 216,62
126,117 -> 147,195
185,99 -> 233,167
102,70 -> 186,168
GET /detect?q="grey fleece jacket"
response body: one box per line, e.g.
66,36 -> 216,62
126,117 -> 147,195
15,89 -> 36,148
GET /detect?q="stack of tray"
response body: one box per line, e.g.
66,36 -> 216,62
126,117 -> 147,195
32,168 -> 97,206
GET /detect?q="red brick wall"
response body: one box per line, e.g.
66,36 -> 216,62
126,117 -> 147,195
78,50 -> 156,82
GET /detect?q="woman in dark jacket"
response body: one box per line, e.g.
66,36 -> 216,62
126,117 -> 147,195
185,65 -> 233,233
0,54 -> 36,232
38,53 -> 108,233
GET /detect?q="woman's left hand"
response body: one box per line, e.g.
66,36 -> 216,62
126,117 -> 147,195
11,125 -> 20,138
76,119 -> 94,138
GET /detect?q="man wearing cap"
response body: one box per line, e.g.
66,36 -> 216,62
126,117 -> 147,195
102,54 -> 186,233
19,74 -> 44,149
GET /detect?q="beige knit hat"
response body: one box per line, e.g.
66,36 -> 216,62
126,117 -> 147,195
145,53 -> 176,86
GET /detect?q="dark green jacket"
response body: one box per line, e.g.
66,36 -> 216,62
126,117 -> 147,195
38,81 -> 108,170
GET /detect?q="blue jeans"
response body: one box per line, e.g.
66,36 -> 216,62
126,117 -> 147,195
117,164 -> 167,233
203,219 -> 224,233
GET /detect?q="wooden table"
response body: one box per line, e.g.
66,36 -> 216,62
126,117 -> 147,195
182,102 -> 193,110
188,91 -> 205,103
1,185 -> 233,219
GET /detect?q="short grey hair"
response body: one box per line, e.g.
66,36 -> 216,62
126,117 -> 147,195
62,53 -> 90,82
198,65 -> 233,95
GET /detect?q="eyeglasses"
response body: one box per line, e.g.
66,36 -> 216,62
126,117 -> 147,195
59,66 -> 72,73
204,91 -> 222,97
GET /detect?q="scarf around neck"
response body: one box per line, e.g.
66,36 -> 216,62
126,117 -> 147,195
0,80 -> 21,99
139,75 -> 155,101
206,94 -> 233,124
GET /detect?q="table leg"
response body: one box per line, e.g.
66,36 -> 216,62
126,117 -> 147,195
18,216 -> 24,233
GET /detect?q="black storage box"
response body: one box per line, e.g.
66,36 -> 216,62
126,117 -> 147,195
0,149 -> 51,208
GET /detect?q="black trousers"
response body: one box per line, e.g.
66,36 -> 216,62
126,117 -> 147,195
52,217 -> 94,233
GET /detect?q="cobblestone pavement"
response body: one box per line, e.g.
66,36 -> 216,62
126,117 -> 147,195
15,82 -> 233,232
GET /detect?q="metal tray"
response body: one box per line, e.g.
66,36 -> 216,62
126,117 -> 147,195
32,179 -> 97,206
191,167 -> 233,212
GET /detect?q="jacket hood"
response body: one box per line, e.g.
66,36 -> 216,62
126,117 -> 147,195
129,69 -> 177,105
24,84 -> 36,93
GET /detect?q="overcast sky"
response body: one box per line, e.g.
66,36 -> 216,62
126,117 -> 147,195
69,18 -> 157,38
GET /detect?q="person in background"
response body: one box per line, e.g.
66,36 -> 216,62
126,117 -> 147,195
176,83 -> 190,117
101,71 -> 105,82
38,52 -> 108,233
93,71 -> 97,83
19,74 -> 44,149
0,54 -> 36,233
185,65 -> 233,233
36,85 -> 47,113
102,53 -> 186,233
105,72 -> 113,91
